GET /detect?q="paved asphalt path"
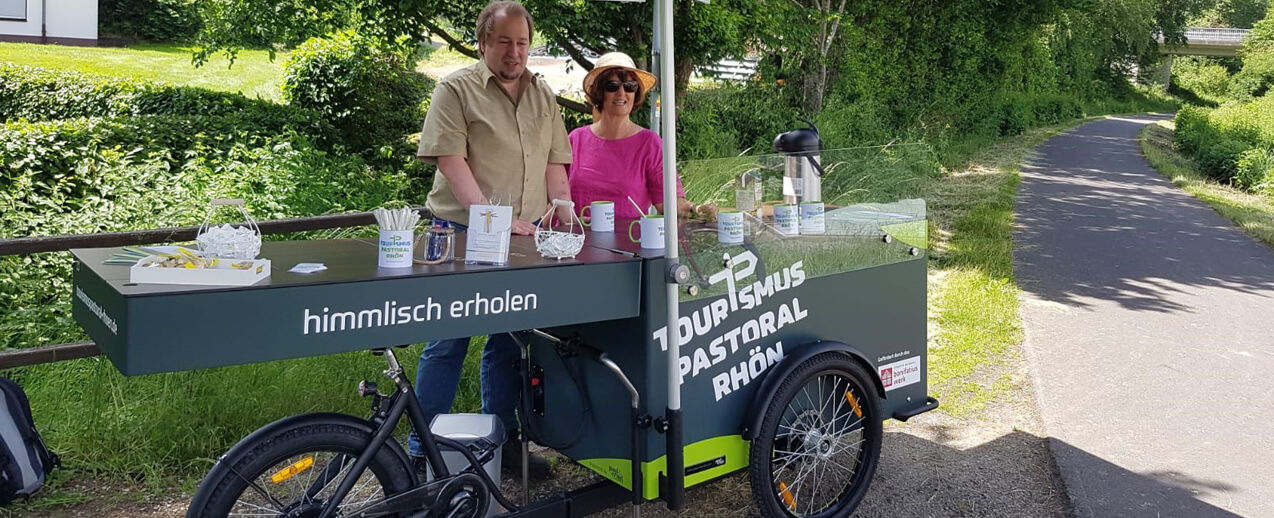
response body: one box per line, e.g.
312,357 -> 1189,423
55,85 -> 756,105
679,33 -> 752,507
1015,115 -> 1274,518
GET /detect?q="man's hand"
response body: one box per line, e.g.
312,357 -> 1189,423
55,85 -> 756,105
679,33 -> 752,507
512,220 -> 537,235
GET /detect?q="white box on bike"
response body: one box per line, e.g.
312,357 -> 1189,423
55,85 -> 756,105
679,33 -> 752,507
427,413 -> 504,514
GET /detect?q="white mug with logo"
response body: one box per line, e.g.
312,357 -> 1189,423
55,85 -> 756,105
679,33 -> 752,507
773,204 -> 800,236
580,200 -> 615,232
717,210 -> 744,244
800,201 -> 825,235
628,215 -> 666,249
378,230 -> 414,268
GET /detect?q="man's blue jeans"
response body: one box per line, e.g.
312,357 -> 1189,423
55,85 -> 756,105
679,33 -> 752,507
407,334 -> 521,457
406,217 -> 522,457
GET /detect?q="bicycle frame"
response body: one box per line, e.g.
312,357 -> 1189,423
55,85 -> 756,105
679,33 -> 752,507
312,346 -> 518,518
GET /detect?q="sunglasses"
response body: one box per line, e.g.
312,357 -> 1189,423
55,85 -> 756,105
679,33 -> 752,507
604,80 -> 640,93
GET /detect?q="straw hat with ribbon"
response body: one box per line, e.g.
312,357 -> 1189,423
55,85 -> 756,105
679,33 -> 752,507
583,52 -> 658,114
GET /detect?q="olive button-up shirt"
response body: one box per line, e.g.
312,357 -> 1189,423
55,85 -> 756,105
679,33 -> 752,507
417,61 -> 572,226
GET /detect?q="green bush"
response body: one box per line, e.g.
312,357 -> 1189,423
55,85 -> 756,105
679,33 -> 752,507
0,115 -> 332,202
1029,94 -> 1085,125
1235,147 -> 1274,192
0,64 -> 331,142
282,32 -> 435,154
996,96 -> 1031,136
989,93 -> 1085,137
815,98 -> 901,148
98,0 -> 200,42
1176,97 -> 1274,184
1172,57 -> 1234,100
1196,137 -> 1250,182
676,84 -> 801,160
1173,105 -> 1213,156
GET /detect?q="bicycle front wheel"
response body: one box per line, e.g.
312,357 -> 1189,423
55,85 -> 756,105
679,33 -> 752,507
188,420 -> 416,518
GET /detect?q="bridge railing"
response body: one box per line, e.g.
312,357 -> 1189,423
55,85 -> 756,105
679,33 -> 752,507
1159,27 -> 1251,46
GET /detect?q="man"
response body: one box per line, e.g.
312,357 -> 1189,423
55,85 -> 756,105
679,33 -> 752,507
412,0 -> 571,479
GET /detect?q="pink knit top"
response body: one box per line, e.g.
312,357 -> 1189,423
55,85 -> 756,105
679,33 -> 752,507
567,127 -> 685,220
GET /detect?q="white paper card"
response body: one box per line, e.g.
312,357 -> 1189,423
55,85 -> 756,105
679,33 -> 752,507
465,204 -> 513,265
782,176 -> 798,197
289,262 -> 327,273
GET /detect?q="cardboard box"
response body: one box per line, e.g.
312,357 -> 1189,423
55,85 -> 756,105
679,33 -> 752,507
130,257 -> 271,286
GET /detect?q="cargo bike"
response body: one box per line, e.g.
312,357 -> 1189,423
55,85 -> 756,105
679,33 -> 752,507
69,143 -> 938,518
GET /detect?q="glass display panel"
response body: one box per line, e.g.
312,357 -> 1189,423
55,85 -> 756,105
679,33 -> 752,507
676,144 -> 934,302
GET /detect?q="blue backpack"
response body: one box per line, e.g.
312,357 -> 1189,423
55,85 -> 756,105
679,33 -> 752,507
0,377 -> 59,505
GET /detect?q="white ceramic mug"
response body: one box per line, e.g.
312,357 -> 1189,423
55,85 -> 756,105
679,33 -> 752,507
580,201 -> 615,232
773,204 -> 800,236
378,230 -> 414,268
800,201 -> 825,235
718,210 -> 744,244
628,215 -> 666,249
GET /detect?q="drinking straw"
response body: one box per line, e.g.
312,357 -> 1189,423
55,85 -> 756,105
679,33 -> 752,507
627,196 -> 645,216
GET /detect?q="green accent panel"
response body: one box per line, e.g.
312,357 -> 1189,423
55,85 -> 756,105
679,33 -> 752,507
683,434 -> 750,487
577,435 -> 751,501
881,219 -> 928,249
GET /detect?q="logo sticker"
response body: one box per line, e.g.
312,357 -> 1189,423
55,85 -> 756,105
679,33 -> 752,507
878,356 -> 921,391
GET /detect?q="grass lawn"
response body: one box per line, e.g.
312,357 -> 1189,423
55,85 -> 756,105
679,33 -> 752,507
1140,121 -> 1274,248
922,122 -> 1079,417
0,42 -> 286,101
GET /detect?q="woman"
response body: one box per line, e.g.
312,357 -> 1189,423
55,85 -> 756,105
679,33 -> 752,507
568,52 -> 701,220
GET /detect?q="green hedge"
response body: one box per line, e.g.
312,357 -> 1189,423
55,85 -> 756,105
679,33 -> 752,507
676,84 -> 801,160
0,64 -> 331,140
282,32 -> 435,154
1,114 -> 334,202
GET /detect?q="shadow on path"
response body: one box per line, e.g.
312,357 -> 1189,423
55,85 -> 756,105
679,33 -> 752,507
1015,115 -> 1274,517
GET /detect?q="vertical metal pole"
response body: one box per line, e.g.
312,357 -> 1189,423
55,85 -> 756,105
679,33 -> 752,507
658,0 -> 684,510
650,0 -> 662,136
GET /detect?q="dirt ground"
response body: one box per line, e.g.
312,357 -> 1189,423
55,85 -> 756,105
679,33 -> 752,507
15,347 -> 1069,518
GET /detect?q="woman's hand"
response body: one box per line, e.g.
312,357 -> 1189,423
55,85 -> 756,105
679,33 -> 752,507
689,202 -> 719,222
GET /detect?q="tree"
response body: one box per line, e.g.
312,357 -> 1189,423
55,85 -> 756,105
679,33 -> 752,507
752,0 -> 850,114
191,0 -> 760,112
1191,0 -> 1271,29
1231,7 -> 1274,97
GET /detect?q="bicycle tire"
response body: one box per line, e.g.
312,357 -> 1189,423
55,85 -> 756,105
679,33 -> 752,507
748,352 -> 883,518
187,420 -> 415,518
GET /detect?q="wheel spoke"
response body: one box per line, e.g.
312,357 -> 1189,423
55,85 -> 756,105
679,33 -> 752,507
772,447 -> 807,478
773,448 -> 818,458
228,450 -> 391,517
784,453 -> 819,507
829,377 -> 847,427
229,498 -> 283,516
761,365 -> 879,518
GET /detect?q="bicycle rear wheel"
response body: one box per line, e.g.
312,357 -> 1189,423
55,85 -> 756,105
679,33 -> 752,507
188,421 -> 415,518
748,352 -> 883,518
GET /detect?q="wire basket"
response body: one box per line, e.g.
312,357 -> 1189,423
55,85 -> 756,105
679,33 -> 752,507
535,199 -> 585,260
195,198 -> 262,259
